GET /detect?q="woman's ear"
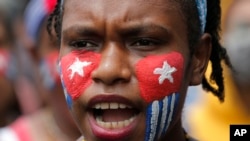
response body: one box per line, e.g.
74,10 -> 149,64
189,33 -> 212,85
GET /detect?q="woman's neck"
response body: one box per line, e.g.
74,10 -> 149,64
160,119 -> 186,141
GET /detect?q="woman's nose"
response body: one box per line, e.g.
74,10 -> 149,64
91,44 -> 132,85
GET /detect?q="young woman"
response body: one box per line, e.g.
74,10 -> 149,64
48,0 -> 231,140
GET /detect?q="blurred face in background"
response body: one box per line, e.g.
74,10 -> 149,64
0,49 -> 13,119
0,16 -> 16,124
224,0 -> 250,85
223,0 -> 250,113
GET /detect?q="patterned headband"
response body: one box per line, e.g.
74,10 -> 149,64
196,0 -> 207,33
59,0 -> 207,33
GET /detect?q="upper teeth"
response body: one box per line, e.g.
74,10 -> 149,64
93,103 -> 132,110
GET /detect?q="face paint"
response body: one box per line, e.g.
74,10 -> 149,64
60,50 -> 101,100
145,93 -> 180,141
135,52 -> 183,141
135,52 -> 184,103
60,75 -> 73,109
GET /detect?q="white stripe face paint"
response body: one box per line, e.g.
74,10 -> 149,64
165,94 -> 176,130
157,96 -> 168,138
148,101 -> 160,141
145,93 -> 179,141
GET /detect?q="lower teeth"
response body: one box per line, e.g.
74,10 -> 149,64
96,116 -> 135,129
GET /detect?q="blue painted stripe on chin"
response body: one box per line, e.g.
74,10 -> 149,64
159,96 -> 169,138
59,65 -> 73,109
60,75 -> 73,109
145,104 -> 153,141
174,93 -> 180,108
155,100 -> 163,140
162,94 -> 172,134
165,94 -> 176,131
66,93 -> 73,109
144,93 -> 180,141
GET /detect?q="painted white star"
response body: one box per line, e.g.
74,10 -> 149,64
68,57 -> 92,79
153,61 -> 177,84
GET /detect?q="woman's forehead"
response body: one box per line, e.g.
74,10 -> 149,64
62,0 -> 183,31
63,0 -> 178,8
63,0 -> 179,17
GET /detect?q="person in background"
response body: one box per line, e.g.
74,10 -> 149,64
3,0 -> 45,115
0,0 -> 23,127
48,0 -> 231,140
186,0 -> 250,141
0,0 -> 81,140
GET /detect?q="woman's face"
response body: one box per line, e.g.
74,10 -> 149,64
0,49 -> 13,115
59,0 -> 195,140
0,21 -> 14,115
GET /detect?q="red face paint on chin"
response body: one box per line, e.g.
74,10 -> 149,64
60,50 -> 101,100
136,52 -> 184,103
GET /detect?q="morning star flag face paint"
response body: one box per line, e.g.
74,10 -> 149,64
60,50 -> 101,100
135,52 -> 184,103
135,52 -> 183,141
61,50 -> 183,103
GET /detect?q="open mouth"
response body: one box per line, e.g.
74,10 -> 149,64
92,102 -> 140,129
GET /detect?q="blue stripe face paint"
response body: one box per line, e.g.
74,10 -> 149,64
59,63 -> 73,109
145,93 -> 180,141
63,82 -> 73,109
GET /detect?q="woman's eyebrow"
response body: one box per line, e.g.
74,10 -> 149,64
62,25 -> 100,37
119,24 -> 171,36
62,24 -> 170,38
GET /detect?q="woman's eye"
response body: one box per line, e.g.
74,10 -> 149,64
131,38 -> 158,46
70,40 -> 97,48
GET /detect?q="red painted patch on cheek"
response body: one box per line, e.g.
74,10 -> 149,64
60,50 -> 101,100
136,52 -> 184,103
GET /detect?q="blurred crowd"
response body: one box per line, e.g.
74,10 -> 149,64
0,0 -> 249,141
0,0 -> 80,140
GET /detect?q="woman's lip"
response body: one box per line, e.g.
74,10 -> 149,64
87,94 -> 140,140
87,94 -> 137,109
88,112 -> 139,140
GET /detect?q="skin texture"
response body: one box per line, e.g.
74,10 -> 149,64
59,0 -> 212,140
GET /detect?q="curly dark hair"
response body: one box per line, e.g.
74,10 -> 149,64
47,0 -> 232,102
